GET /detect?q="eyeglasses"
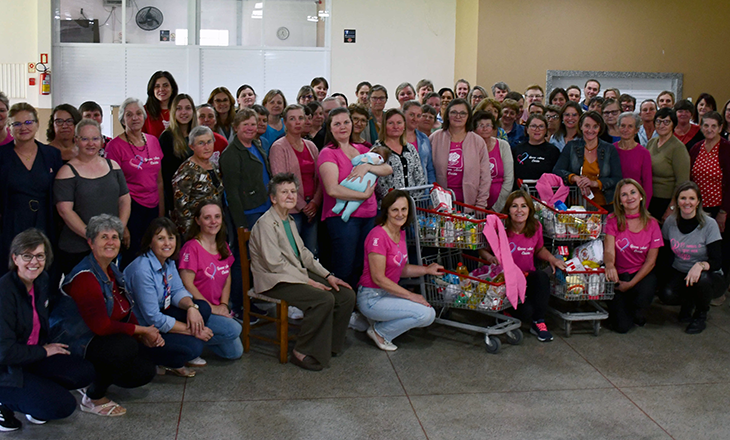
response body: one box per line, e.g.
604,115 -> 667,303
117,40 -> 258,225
602,110 -> 620,117
476,123 -> 494,130
78,136 -> 101,143
527,94 -> 544,100
54,118 -> 75,126
194,139 -> 214,146
528,125 -> 546,130
20,253 -> 46,262
302,95 -> 314,100
546,114 -> 560,121
449,111 -> 468,118
370,96 -> 386,102
10,120 -> 36,128
655,119 -> 673,126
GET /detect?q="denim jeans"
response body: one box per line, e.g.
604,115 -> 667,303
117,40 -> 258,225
357,286 -> 435,343
325,216 -> 374,287
292,212 -> 318,257
205,314 -> 243,359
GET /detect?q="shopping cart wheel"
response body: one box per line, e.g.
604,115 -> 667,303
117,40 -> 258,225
484,335 -> 501,354
564,321 -> 572,338
593,321 -> 601,336
505,329 -> 523,345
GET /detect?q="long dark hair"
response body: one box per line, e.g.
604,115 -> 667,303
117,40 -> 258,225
323,107 -> 352,148
139,217 -> 181,260
186,200 -> 230,260
502,190 -> 538,238
145,71 -> 179,120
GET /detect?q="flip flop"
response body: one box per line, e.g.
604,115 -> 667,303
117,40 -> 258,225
164,366 -> 196,377
80,396 -> 126,417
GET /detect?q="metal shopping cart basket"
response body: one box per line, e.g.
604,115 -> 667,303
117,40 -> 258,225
549,269 -> 615,337
400,185 -> 520,354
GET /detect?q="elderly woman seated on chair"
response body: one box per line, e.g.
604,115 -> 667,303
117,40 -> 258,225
249,172 -> 356,371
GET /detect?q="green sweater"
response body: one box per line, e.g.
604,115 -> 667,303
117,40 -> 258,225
220,137 -> 271,228
646,135 -> 690,199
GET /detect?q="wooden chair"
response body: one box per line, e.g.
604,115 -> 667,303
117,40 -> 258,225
238,227 -> 293,363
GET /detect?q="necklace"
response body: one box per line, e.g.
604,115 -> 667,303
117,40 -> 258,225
584,143 -> 598,152
15,148 -> 35,162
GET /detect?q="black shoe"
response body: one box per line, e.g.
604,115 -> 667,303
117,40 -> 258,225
250,302 -> 269,316
0,405 -> 21,432
290,354 -> 323,371
686,312 -> 707,334
678,307 -> 693,323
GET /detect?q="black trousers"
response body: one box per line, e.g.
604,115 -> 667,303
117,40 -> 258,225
658,268 -> 725,315
0,354 -> 95,420
85,333 -> 157,400
607,272 -> 656,333
515,270 -> 550,322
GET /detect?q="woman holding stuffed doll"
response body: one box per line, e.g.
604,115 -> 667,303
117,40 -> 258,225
373,108 -> 426,200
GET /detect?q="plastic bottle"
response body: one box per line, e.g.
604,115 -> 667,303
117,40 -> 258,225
456,262 -> 470,288
443,217 -> 455,247
554,200 -> 568,211
455,212 -> 465,247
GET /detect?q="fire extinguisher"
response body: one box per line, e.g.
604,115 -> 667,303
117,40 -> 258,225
38,63 -> 50,95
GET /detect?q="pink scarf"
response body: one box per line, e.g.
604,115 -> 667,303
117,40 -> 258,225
482,215 -> 526,308
535,173 -> 568,207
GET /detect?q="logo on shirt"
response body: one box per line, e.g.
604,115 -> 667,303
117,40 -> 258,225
372,238 -> 380,247
183,253 -> 190,262
509,242 -> 517,253
489,157 -> 497,177
616,238 -> 631,252
393,251 -> 407,267
205,263 -> 217,280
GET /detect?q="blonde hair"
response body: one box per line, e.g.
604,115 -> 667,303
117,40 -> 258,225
167,94 -> 197,159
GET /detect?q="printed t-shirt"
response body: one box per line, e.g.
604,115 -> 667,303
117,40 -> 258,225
662,215 -> 722,273
488,143 -> 504,208
507,222 -> 544,272
447,141 -> 465,202
318,143 -> 376,220
605,215 -> 663,274
359,226 -> 408,288
512,141 -> 561,181
104,134 -> 163,208
179,239 -> 234,305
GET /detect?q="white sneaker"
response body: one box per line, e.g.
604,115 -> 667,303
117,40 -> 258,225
186,356 -> 207,367
25,414 -> 46,425
348,312 -> 370,332
288,306 -> 304,320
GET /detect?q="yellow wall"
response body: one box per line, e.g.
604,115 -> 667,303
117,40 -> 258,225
454,0 -> 479,87
475,0 -> 730,104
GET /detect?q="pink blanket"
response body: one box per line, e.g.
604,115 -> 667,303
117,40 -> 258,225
482,215 -> 526,308
535,173 -> 568,207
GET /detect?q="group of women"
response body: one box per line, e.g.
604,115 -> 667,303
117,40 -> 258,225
0,74 -> 728,427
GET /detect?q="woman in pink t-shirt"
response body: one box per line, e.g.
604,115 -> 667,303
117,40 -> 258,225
318,107 -> 392,287
604,179 -> 663,333
357,190 -> 442,351
178,201 -> 243,360
105,98 -> 164,269
479,190 -> 566,342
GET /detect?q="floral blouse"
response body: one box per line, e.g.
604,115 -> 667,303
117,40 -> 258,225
171,158 -> 224,235
374,141 -> 426,200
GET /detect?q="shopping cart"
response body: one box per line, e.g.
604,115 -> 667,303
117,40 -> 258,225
549,269 -> 615,337
400,184 -> 519,354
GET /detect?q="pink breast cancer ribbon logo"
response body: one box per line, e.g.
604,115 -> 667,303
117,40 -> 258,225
130,155 -> 144,170
204,263 -> 217,280
616,237 -> 630,252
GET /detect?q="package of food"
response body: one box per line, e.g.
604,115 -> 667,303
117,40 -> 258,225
430,183 -> 453,213
565,257 -> 586,272
574,239 -> 604,265
566,274 -> 585,295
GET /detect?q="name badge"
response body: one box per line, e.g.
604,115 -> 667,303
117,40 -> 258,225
163,294 -> 171,310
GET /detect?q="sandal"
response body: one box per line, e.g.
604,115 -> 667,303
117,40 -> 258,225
164,366 -> 196,378
80,395 -> 126,417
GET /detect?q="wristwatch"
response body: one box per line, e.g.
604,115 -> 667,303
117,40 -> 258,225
326,272 -> 335,280
189,303 -> 200,311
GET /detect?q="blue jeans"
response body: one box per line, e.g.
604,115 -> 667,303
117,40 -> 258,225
205,314 -> 243,359
325,216 -> 374,287
292,212 -> 318,257
357,286 -> 435,343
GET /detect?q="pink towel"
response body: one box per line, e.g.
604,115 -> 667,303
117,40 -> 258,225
482,215 -> 526,308
535,173 -> 569,207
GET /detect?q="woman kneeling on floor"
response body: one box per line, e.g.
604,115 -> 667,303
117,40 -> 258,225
250,173 -> 356,371
51,215 -> 161,416
479,190 -> 566,342
125,218 -> 241,373
357,190 -> 441,351
0,229 -> 95,430
658,181 -> 726,334
603,179 -> 663,333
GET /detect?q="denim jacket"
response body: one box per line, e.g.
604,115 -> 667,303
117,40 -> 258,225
49,254 -> 133,358
415,129 -> 437,184
552,138 -> 623,202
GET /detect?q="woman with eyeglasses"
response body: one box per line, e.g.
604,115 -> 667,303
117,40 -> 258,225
473,111 -> 513,212
550,101 -> 583,152
512,114 -> 561,184
297,86 -> 316,106
600,99 -> 622,143
646,108 -> 691,222
207,87 -> 236,141
55,119 -> 131,276
429,98 -> 491,207
553,111 -> 622,208
46,104 -> 81,162
0,103 -> 63,276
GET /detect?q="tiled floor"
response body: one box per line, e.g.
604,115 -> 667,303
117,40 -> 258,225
11,301 -> 730,439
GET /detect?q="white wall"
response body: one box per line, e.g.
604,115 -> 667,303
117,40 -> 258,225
329,0 -> 456,108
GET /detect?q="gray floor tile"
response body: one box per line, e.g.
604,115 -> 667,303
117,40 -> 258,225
388,323 -> 612,395
183,332 -> 405,401
177,397 -> 426,440
622,383 -> 730,440
410,389 -> 672,440
9,402 -> 180,440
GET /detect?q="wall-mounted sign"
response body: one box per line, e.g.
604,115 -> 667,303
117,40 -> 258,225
344,29 -> 355,43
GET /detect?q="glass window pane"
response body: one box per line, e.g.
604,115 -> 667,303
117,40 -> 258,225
263,0 -> 320,47
200,0 -> 261,47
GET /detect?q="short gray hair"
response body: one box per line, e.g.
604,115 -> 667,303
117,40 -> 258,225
8,228 -> 53,271
188,125 -> 213,146
617,111 -> 641,129
75,118 -> 101,137
118,97 -> 147,127
268,172 -> 299,198
491,82 -> 510,95
86,214 -> 124,241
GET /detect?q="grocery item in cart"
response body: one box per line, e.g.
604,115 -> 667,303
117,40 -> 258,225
573,239 -> 604,265
430,183 -> 453,213
566,274 -> 585,295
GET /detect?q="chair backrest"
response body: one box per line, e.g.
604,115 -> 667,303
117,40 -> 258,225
237,227 -> 251,292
